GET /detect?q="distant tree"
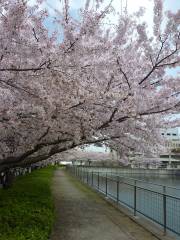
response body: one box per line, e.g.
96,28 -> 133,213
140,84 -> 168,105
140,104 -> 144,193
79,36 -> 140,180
0,0 -> 179,172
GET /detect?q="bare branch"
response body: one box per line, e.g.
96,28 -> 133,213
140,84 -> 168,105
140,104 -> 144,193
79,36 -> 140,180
155,35 -> 168,64
32,28 -> 39,42
104,74 -> 114,93
156,60 -> 180,68
0,78 -> 40,97
38,127 -> 50,141
149,55 -> 154,67
0,67 -> 44,72
64,39 -> 78,54
140,107 -> 172,116
139,46 -> 179,85
96,0 -> 113,20
117,58 -> 131,89
68,100 -> 85,110
98,108 -> 118,130
157,45 -> 179,66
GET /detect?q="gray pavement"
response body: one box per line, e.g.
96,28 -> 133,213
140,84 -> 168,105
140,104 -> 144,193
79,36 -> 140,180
50,169 -> 159,240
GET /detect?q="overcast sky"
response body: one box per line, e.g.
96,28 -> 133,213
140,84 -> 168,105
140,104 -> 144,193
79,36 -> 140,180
33,0 -> 180,22
44,0 -> 180,17
67,0 -> 180,14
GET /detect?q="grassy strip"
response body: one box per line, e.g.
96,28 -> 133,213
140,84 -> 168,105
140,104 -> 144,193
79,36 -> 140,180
0,166 -> 56,240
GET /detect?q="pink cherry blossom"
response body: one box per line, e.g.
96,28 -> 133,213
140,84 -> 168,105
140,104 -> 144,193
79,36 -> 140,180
0,0 -> 179,172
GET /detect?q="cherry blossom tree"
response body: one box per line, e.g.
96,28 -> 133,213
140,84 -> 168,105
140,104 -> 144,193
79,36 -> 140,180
0,0 -> 179,173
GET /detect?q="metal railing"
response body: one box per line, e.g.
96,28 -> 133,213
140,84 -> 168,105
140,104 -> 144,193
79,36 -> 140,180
68,166 -> 180,237
80,167 -> 180,197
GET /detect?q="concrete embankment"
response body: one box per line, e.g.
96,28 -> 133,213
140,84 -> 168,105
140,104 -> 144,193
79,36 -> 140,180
82,166 -> 180,176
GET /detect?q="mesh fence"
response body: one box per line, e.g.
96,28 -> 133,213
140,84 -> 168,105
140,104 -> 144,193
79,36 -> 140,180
71,167 -> 180,236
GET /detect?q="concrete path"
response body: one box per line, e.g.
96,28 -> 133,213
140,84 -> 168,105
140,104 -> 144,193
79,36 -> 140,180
50,169 -> 159,240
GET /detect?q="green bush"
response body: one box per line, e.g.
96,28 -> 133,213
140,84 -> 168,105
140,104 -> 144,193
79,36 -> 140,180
0,167 -> 55,240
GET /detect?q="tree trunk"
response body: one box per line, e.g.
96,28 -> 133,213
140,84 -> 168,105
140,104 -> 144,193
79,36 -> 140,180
2,170 -> 15,188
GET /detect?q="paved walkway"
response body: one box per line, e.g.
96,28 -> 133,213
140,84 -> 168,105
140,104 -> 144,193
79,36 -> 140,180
50,169 -> 159,240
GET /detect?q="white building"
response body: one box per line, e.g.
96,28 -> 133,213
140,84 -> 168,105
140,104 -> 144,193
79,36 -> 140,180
130,128 -> 180,169
160,128 -> 180,150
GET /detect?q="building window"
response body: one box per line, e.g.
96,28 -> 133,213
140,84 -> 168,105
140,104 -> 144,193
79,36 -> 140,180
167,133 -> 171,136
172,134 -> 177,136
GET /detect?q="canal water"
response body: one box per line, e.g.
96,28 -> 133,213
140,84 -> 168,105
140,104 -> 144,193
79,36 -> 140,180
116,174 -> 180,197
85,167 -> 180,196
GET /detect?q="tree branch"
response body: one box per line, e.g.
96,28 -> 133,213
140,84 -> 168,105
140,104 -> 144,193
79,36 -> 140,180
38,127 -> 50,141
0,67 -> 44,72
155,35 -> 168,64
104,74 -> 114,93
0,78 -> 40,97
117,58 -> 131,89
139,45 -> 179,85
0,138 -> 72,168
0,135 -> 122,171
98,108 -> 118,130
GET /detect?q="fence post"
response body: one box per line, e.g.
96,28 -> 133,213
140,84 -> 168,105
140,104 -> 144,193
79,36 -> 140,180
98,172 -> 99,190
92,171 -> 94,186
87,171 -> 89,184
134,180 -> 137,216
117,176 -> 119,204
163,190 -> 167,235
106,173 -> 108,196
163,186 -> 166,194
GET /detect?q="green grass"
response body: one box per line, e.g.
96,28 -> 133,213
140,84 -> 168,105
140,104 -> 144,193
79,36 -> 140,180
0,166 -> 56,240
